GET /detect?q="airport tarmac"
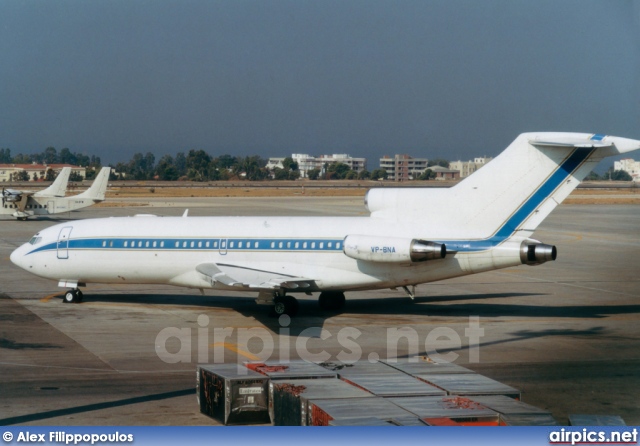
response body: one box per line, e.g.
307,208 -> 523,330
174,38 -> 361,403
0,197 -> 638,425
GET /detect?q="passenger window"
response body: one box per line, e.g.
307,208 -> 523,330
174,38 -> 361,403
160,241 -> 165,248
328,242 -> 333,248
183,241 -> 187,248
239,241 -> 243,248
102,241 -> 107,247
138,241 -> 143,247
206,241 -> 210,248
320,242 -> 324,249
336,242 -> 341,249
254,241 -> 259,248
311,242 -> 316,248
303,242 -> 307,249
295,242 -> 299,248
145,241 -> 150,248
278,242 -> 283,248
287,242 -> 291,248
109,241 -> 113,247
230,241 -> 235,248
271,242 -> 275,248
124,241 -> 128,247
175,241 -> 180,248
153,241 -> 157,247
214,241 -> 219,248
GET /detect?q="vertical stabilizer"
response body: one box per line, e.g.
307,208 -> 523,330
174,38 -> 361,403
367,133 -> 640,241
75,167 -> 111,201
34,167 -> 71,198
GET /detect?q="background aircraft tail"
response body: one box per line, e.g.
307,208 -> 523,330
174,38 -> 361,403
367,133 -> 640,240
74,167 -> 111,201
34,167 -> 71,198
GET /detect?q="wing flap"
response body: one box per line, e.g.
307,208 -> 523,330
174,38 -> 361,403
196,262 -> 316,291
196,263 -> 245,287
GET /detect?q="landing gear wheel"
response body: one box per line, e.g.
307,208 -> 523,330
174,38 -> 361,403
270,295 -> 299,318
318,291 -> 346,311
63,289 -> 82,304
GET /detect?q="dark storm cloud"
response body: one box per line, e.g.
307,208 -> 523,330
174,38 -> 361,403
1,0 -> 638,165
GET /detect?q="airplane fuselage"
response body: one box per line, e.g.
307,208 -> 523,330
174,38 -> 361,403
1,196 -> 101,218
10,215 -> 527,292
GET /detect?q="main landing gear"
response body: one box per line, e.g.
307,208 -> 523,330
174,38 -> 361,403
63,289 -> 83,304
271,295 -> 299,317
259,290 -> 347,318
318,291 -> 346,311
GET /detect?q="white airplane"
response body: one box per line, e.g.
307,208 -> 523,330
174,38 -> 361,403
2,167 -> 71,219
10,133 -> 640,316
2,167 -> 111,220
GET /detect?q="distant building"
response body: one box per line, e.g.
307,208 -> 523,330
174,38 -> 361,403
266,154 -> 367,178
449,157 -> 493,178
265,157 -> 285,170
614,158 -> 640,181
379,154 -> 429,181
292,153 -> 322,177
0,163 -> 86,182
428,165 -> 460,181
317,154 -> 366,173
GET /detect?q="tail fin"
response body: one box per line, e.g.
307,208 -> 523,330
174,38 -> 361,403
367,133 -> 640,240
75,167 -> 111,201
34,167 -> 71,198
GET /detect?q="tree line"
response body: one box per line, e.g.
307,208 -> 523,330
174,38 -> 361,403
1,147 -> 634,182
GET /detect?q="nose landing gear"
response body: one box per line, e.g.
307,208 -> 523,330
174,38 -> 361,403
63,289 -> 83,304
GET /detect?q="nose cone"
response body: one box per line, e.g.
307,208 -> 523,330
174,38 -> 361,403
10,244 -> 28,270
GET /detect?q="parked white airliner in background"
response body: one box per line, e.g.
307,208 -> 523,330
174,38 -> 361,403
2,167 -> 71,220
2,167 -> 111,220
10,133 -> 640,316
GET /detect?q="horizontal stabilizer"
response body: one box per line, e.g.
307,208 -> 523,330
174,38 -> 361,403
529,139 -> 613,149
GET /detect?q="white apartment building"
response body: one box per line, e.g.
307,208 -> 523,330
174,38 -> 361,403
449,157 -> 493,178
317,154 -> 366,173
267,154 -> 367,178
379,154 -> 429,181
614,158 -> 640,181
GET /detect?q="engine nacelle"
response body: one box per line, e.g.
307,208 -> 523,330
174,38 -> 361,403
343,235 -> 446,263
520,240 -> 557,265
2,189 -> 22,202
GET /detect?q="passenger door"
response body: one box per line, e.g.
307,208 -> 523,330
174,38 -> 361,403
57,226 -> 73,259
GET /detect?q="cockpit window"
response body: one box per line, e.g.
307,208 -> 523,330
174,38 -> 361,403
29,236 -> 43,245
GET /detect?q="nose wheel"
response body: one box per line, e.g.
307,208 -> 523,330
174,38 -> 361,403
63,289 -> 83,304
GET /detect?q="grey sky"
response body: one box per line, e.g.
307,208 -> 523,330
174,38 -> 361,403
1,0 -> 638,169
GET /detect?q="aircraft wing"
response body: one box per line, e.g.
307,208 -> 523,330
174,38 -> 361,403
16,192 -> 34,212
196,262 -> 317,291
